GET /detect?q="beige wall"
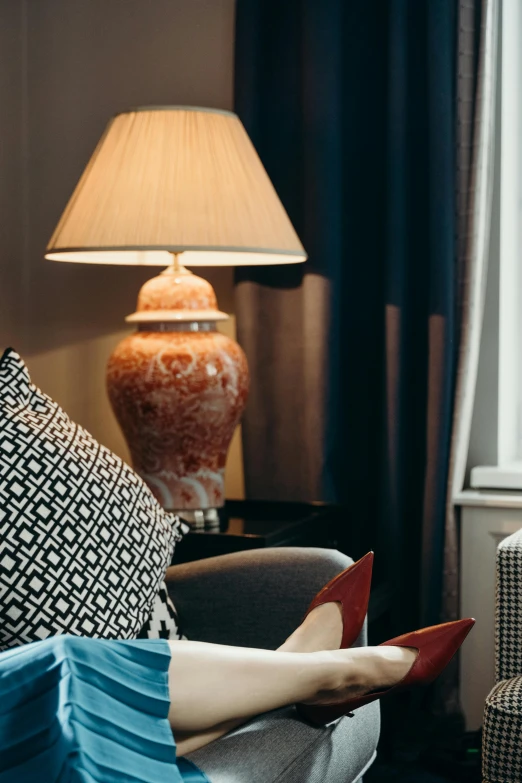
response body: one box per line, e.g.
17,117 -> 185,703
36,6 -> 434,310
0,0 -> 244,499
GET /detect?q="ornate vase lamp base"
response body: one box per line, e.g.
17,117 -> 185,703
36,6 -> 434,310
180,508 -> 220,531
107,254 -> 249,528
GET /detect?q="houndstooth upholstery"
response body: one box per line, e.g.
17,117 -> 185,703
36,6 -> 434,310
495,529 -> 522,682
482,529 -> 522,782
483,677 -> 522,783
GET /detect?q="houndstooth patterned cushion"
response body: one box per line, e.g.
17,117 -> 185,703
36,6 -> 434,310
496,529 -> 522,682
483,677 -> 522,783
0,347 -> 187,650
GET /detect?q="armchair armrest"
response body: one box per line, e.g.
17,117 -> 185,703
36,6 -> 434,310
496,529 -> 522,681
483,676 -> 522,783
165,547 -> 364,650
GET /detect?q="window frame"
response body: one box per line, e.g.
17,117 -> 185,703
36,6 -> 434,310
470,0 -> 522,489
498,0 -> 522,468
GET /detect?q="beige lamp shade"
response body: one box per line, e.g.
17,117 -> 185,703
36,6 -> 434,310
45,106 -> 307,266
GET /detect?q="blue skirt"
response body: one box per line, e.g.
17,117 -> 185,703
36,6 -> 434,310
0,636 -> 210,783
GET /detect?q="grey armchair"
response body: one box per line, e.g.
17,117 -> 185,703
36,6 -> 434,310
165,546 -> 381,783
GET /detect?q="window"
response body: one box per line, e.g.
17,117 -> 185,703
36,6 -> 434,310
471,0 -> 522,489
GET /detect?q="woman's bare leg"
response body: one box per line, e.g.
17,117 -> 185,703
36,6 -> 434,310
170,638 -> 416,755
175,599 -> 346,754
168,641 -> 333,733
175,720 -> 249,756
278,601 -> 344,652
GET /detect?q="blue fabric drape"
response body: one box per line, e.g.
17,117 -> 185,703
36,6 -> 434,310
235,0 -> 457,635
0,637 -> 209,783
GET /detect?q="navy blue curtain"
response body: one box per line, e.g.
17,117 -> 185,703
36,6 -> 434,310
234,0 -> 458,636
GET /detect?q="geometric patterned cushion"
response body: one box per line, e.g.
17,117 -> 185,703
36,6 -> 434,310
483,677 -> 522,783
0,347 -> 188,650
137,580 -> 185,640
496,530 -> 522,681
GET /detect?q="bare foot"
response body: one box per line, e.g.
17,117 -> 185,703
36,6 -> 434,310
278,602 -> 344,653
305,645 -> 418,706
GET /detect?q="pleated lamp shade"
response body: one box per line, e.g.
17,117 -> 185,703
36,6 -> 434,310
45,106 -> 307,266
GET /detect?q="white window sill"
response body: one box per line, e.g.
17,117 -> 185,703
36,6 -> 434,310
455,488 -> 522,509
470,463 -> 522,491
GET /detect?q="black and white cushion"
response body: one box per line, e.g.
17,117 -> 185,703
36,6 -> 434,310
138,581 -> 184,640
0,347 -> 187,650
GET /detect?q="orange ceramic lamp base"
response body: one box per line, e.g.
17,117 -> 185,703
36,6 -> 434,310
107,255 -> 249,526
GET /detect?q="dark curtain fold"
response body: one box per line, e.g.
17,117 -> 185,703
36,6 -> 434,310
234,0 -> 477,650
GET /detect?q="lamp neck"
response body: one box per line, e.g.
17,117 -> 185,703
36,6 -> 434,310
162,251 -> 192,276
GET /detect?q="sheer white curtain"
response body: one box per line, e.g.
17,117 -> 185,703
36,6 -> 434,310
442,0 -> 499,710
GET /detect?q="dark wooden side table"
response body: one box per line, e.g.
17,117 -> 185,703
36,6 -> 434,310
172,499 -> 341,565
172,499 -> 391,634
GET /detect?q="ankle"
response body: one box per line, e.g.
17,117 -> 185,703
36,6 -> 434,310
314,650 -> 363,696
279,626 -> 319,654
298,651 -> 340,700
278,602 -> 344,654
278,627 -> 304,653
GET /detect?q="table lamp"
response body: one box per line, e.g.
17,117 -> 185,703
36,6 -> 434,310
45,106 -> 307,527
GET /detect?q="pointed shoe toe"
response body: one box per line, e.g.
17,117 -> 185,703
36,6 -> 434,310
303,551 -> 374,651
297,617 -> 475,727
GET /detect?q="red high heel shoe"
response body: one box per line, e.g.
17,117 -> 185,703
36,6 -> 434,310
297,617 -> 475,726
302,551 -> 374,651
